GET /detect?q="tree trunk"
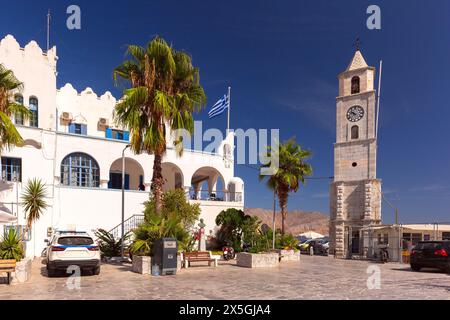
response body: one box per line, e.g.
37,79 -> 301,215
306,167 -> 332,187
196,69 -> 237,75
151,152 -> 164,213
277,186 -> 289,236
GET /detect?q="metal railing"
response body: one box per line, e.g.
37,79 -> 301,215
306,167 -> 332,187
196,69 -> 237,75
186,189 -> 243,203
108,214 -> 145,240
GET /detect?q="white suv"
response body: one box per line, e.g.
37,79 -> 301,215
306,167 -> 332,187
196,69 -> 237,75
44,231 -> 101,277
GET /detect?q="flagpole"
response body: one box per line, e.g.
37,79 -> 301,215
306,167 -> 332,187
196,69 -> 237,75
227,86 -> 231,135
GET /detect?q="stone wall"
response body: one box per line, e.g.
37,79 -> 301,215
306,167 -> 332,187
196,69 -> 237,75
236,253 -> 279,268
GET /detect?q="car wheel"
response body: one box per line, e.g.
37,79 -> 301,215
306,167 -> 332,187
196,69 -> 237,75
410,264 -> 421,272
93,266 -> 101,275
47,268 -> 57,277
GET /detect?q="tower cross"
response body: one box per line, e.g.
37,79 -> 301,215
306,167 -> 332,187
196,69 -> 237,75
353,37 -> 362,51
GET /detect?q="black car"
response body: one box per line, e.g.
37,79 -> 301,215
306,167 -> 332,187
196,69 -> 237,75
410,241 -> 450,273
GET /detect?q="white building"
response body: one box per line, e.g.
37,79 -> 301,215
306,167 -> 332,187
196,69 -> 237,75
0,34 -> 244,257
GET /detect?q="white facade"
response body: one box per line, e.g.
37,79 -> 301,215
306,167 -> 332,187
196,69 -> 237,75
0,35 -> 244,257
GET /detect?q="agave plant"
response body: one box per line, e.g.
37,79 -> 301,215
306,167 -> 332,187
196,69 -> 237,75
21,178 -> 48,229
94,229 -> 130,258
0,229 -> 24,261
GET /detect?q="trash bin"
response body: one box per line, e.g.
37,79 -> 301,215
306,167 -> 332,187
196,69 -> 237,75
152,238 -> 178,275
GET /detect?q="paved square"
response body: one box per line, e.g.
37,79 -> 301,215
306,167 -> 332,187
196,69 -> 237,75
0,256 -> 449,300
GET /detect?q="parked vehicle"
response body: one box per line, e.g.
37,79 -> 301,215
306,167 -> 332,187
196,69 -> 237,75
299,238 -> 329,256
410,241 -> 450,273
44,231 -> 101,277
222,245 -> 235,261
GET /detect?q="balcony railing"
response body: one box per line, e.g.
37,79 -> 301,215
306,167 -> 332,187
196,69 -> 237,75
186,189 -> 243,203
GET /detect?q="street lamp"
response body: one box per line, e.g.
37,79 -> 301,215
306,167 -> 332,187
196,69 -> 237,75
121,144 -> 131,261
272,189 -> 277,250
382,195 -> 401,263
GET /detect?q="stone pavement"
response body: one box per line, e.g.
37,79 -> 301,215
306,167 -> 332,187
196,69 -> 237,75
0,255 -> 449,300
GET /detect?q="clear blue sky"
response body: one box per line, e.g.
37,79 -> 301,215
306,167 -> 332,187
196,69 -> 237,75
2,0 -> 450,223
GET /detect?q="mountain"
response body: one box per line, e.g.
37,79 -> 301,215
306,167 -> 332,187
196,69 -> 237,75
244,208 -> 330,236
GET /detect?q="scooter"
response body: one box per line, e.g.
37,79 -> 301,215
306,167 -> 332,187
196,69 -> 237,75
222,245 -> 235,261
378,244 -> 389,263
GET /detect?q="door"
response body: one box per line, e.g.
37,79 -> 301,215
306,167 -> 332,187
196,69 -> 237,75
351,231 -> 360,254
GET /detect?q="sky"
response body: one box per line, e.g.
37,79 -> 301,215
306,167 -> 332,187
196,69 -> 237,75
1,0 -> 450,223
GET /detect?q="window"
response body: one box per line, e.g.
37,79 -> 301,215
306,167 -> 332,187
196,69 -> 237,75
106,128 -> 130,141
351,125 -> 359,139
377,233 -> 389,245
424,234 -> 431,241
108,172 -> 129,190
60,153 -> 99,187
351,76 -> 360,94
442,232 -> 450,240
1,157 -> 22,182
14,94 -> 24,125
29,97 -> 38,127
69,123 -> 87,135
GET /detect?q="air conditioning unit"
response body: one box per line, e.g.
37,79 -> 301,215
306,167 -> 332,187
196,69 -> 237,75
98,118 -> 109,126
60,112 -> 73,122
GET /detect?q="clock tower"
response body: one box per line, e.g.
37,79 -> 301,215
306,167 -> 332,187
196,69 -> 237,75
329,48 -> 382,258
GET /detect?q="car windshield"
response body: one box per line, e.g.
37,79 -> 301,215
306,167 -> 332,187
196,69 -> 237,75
57,237 -> 93,246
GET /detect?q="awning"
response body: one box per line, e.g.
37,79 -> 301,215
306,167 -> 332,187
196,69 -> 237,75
0,210 -> 17,223
298,231 -> 324,239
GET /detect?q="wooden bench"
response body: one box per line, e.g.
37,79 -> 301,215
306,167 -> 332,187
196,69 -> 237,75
0,260 -> 16,285
183,251 -> 218,268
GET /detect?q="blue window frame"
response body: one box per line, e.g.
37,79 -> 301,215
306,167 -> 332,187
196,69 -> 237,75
29,97 -> 38,127
14,95 -> 24,125
60,153 -> 99,187
69,123 -> 87,135
1,157 -> 22,182
106,128 -> 129,141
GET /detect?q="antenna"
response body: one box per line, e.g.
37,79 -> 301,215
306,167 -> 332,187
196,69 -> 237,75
375,60 -> 383,138
47,9 -> 51,52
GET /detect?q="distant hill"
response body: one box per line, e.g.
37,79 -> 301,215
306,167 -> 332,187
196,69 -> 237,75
244,208 -> 329,236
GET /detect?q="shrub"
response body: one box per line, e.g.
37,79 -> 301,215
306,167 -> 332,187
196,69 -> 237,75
0,229 -> 24,261
131,189 -> 201,256
94,229 -> 130,258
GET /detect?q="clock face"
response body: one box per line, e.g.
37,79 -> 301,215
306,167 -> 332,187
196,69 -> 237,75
346,106 -> 364,122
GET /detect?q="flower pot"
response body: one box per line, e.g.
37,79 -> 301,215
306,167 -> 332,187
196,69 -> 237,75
11,258 -> 32,284
276,249 -> 300,262
131,256 -> 151,275
236,252 -> 279,268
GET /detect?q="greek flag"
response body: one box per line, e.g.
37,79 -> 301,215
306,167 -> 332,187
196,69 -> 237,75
208,94 -> 229,119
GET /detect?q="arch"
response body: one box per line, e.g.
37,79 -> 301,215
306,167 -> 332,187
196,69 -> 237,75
109,157 -> 145,191
190,166 -> 225,201
14,94 -> 24,125
227,177 -> 244,202
60,152 -> 100,187
28,96 -> 38,127
351,125 -> 359,139
351,76 -> 360,94
161,162 -> 184,192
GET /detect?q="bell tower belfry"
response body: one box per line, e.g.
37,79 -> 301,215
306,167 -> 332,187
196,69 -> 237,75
329,48 -> 382,259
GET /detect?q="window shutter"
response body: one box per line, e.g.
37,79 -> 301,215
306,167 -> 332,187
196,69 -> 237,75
123,131 -> 130,141
81,124 -> 87,135
69,123 -> 75,133
105,128 -> 112,139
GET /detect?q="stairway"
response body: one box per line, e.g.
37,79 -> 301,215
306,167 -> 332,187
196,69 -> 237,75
109,214 -> 145,240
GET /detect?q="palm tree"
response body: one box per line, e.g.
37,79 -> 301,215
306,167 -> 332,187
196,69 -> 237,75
259,139 -> 313,235
113,37 -> 207,212
21,178 -> 48,229
0,64 -> 30,151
